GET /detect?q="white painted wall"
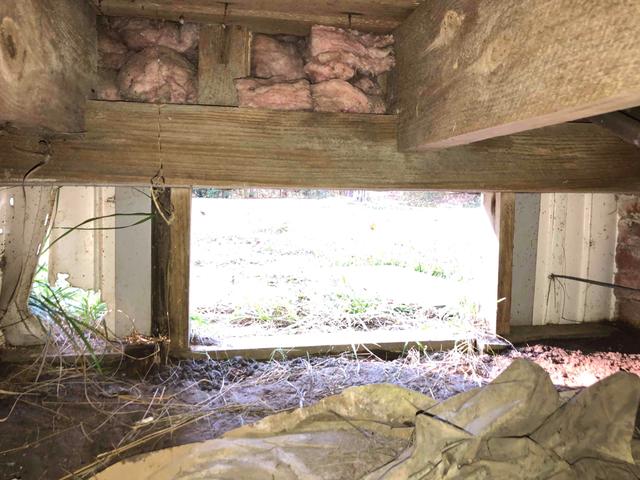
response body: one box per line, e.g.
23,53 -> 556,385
114,187 -> 151,337
532,193 -> 617,325
48,187 -> 151,337
510,194 -> 541,326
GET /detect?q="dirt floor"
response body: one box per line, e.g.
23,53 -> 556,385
2,332 -> 640,480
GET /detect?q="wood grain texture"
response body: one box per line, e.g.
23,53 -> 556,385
395,0 -> 640,150
97,0 -> 419,34
590,111 -> 640,148
198,25 -> 250,106
151,187 -> 191,351
2,101 -> 640,192
497,192 -> 515,336
0,0 -> 96,132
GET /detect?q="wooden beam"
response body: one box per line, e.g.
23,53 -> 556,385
2,101 -> 640,192
496,192 -> 515,336
590,111 -> 640,148
187,330 -> 463,361
97,0 -> 418,34
0,0 -> 96,132
395,1 -> 640,151
151,187 -> 191,351
507,322 -> 618,345
198,25 -> 251,106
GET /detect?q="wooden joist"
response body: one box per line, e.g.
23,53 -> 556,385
395,1 -> 640,150
590,111 -> 640,148
198,25 -> 251,106
0,0 -> 96,132
96,0 -> 418,34
2,101 -> 640,192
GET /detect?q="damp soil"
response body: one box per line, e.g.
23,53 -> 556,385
2,332 -> 640,480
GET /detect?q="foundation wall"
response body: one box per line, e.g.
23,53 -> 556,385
532,193 -> 617,325
615,194 -> 640,327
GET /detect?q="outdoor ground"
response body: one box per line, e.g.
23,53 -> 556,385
2,330 -> 640,479
189,191 -> 496,347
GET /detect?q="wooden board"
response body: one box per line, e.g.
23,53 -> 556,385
395,1 -> 640,150
151,187 -> 191,351
198,25 -> 251,106
2,101 -> 640,192
496,193 -> 515,336
0,0 -> 96,132
482,192 -> 515,336
507,322 -> 618,345
187,330 -> 462,361
97,0 -> 418,34
590,111 -> 640,148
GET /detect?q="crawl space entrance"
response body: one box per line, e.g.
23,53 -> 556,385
189,189 -> 497,351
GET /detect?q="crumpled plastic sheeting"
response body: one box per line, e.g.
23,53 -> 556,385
93,359 -> 640,480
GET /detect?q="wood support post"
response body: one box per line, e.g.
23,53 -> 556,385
151,187 -> 191,351
198,25 -> 251,106
496,193 -> 515,336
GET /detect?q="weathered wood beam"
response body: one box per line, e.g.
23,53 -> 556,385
151,187 -> 191,351
395,1 -> 640,151
96,0 -> 418,34
198,25 -> 251,106
0,0 -> 96,132
2,101 -> 640,192
590,111 -> 640,148
496,193 -> 515,336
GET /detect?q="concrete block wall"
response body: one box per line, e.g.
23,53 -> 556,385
615,194 -> 640,327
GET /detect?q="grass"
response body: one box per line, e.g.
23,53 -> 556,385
24,204 -> 153,360
190,192 -> 495,346
28,264 -> 109,368
0,343 -> 498,479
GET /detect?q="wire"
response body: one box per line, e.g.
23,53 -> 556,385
549,273 -> 640,293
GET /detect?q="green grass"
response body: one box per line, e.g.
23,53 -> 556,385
29,264 -> 108,369
414,263 -> 448,279
347,298 -> 374,315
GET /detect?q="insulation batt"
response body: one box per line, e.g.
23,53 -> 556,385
97,20 -> 129,70
352,75 -> 383,96
117,47 -> 197,103
94,68 -> 122,101
112,17 -> 199,55
305,25 -> 395,82
235,79 -> 313,111
312,79 -> 378,114
251,34 -> 305,81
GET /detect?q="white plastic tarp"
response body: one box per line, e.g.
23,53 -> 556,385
94,359 -> 640,480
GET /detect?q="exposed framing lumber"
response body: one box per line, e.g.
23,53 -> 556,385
96,0 -> 417,34
186,331 -> 463,361
151,187 -> 191,351
2,101 -> 640,192
482,192 -> 515,336
0,0 -> 96,132
590,111 -> 640,148
198,24 -> 251,106
395,1 -> 640,150
496,193 -> 515,336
